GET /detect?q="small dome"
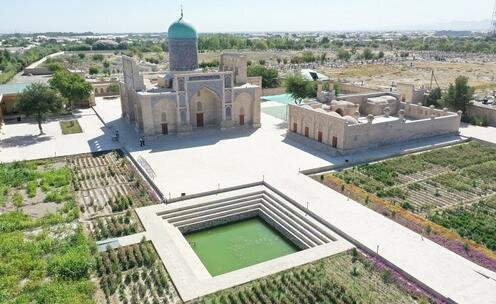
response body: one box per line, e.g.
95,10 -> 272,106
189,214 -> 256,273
327,111 -> 342,118
168,17 -> 197,40
343,115 -> 358,124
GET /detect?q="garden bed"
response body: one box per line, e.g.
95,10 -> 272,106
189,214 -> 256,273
200,250 -> 438,304
69,151 -> 157,217
96,241 -> 181,304
60,119 -> 83,134
315,141 -> 496,271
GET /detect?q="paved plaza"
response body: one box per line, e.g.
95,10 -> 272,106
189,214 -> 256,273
1,97 -> 496,303
0,106 -> 118,163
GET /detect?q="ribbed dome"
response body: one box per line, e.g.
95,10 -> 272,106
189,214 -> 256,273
168,18 -> 197,40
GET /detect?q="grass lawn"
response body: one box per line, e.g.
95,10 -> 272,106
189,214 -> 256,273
60,119 -> 83,135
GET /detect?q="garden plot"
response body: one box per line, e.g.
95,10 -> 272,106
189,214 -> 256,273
0,158 -> 94,303
320,141 -> 496,263
69,151 -> 156,217
96,242 -> 181,304
0,159 -> 75,219
68,150 -> 158,241
333,141 -> 496,214
430,195 -> 496,251
201,250 -> 431,304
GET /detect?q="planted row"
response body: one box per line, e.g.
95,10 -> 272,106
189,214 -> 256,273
93,211 -> 139,240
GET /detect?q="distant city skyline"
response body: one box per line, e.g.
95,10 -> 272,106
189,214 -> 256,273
0,0 -> 493,34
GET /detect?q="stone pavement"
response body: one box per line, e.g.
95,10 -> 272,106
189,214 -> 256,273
460,123 -> 496,144
0,106 -> 119,163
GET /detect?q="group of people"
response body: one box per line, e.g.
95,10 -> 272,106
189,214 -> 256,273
112,129 -> 146,147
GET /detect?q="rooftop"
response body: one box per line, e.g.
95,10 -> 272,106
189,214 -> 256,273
0,83 -> 30,95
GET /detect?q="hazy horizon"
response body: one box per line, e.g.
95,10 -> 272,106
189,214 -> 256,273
0,0 -> 493,34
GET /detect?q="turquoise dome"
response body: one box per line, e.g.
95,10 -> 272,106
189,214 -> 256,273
168,18 -> 197,39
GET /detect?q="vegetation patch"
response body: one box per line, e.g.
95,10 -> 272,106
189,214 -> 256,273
429,195 -> 496,251
315,141 -> 496,271
60,120 -> 83,135
92,211 -> 141,241
0,187 -> 95,304
200,250 -> 433,304
96,242 -> 180,304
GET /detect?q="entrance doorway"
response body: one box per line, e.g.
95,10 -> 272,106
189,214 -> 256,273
196,113 -> 204,128
318,131 -> 323,143
304,127 -> 309,137
293,123 -> 297,132
161,123 -> 168,135
239,114 -> 245,126
332,136 -> 338,148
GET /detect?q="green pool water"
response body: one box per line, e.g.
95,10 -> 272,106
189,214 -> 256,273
262,93 -> 297,105
185,217 -> 300,276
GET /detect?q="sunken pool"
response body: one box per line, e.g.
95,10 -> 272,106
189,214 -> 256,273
185,217 -> 300,276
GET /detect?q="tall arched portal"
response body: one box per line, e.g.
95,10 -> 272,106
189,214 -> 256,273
190,87 -> 221,128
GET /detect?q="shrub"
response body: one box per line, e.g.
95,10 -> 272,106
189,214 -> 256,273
26,181 -> 38,198
89,66 -> 100,75
48,246 -> 93,280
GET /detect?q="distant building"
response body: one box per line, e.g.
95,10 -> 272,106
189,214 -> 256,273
0,83 -> 30,126
288,81 -> 461,154
120,11 -> 261,136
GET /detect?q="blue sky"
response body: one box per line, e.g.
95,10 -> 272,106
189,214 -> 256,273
0,0 -> 493,33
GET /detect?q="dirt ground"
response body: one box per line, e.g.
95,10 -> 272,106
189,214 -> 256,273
318,61 -> 496,93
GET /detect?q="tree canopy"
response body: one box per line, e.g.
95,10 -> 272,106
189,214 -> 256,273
49,71 -> 93,107
284,73 -> 316,104
16,83 -> 65,134
441,76 -> 474,113
425,87 -> 442,108
247,65 -> 279,89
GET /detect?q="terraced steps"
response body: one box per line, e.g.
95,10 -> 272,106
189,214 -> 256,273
159,187 -> 336,250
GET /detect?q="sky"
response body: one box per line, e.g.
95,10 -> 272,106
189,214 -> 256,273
0,0 -> 494,34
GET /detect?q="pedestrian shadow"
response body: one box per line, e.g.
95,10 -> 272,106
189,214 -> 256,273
0,134 -> 53,147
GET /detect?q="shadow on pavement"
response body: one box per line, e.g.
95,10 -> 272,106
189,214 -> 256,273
0,134 -> 53,148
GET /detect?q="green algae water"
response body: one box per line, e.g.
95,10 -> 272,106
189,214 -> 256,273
185,217 -> 300,276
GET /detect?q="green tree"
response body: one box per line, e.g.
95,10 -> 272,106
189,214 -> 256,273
441,76 -> 474,113
336,48 -> 351,61
301,51 -> 316,63
284,73 -> 316,104
16,83 -> 64,134
362,48 -> 375,60
425,87 -> 442,108
49,71 -> 92,108
89,66 -> 99,75
247,65 -> 279,88
253,40 -> 268,51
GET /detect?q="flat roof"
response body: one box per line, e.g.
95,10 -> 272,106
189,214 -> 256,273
0,83 -> 30,95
